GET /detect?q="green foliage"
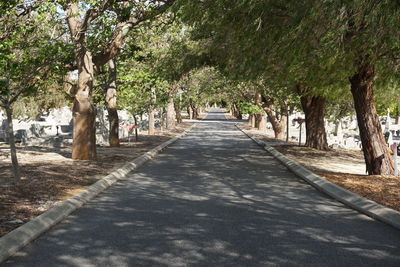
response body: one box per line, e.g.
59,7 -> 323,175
0,1 -> 71,110
237,101 -> 262,115
174,0 -> 400,122
118,60 -> 169,115
178,67 -> 232,109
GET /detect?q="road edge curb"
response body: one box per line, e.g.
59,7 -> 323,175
236,124 -> 400,231
0,123 -> 196,263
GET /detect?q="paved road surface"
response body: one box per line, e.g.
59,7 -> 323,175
4,110 -> 400,266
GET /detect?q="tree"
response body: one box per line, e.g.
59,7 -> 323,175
118,56 -> 168,134
300,0 -> 400,174
175,1 -> 334,147
104,59 -> 119,146
61,0 -> 174,160
0,1 -> 70,181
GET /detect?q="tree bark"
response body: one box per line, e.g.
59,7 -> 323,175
350,62 -> 394,175
263,104 -> 286,139
231,102 -> 242,119
254,114 -> 260,128
105,59 -> 120,147
160,108 -> 165,131
187,106 -> 193,119
257,94 -> 286,139
65,3 -> 97,160
297,86 -> 329,150
230,104 -> 236,118
64,1 -> 173,160
248,114 -> 255,127
71,49 -> 97,160
148,87 -> 156,135
166,94 -> 175,129
175,101 -> 182,124
190,101 -> 198,119
256,114 -> 266,131
148,108 -> 155,135
133,115 -> 139,142
254,93 -> 266,131
286,105 -> 290,142
5,106 -> 20,181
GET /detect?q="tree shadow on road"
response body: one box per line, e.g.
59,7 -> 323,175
6,123 -> 400,266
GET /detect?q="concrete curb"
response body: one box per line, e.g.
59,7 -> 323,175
0,123 -> 196,263
236,124 -> 400,231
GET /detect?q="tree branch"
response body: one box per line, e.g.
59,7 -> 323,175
93,0 -> 175,68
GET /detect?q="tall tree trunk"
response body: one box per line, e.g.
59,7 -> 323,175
187,106 -> 193,119
148,87 -> 156,135
231,102 -> 242,119
395,106 -> 400,125
160,108 -> 165,131
256,114 -> 266,131
133,115 -> 139,142
190,102 -> 198,119
64,1 -> 173,159
175,102 -> 182,124
230,104 -> 236,118
5,106 -> 20,181
263,105 -> 286,139
350,62 -> 394,175
166,94 -> 175,129
258,94 -> 286,139
193,108 -> 199,120
105,59 -> 120,147
254,93 -> 266,131
72,49 -> 97,160
297,86 -> 328,150
148,108 -> 155,135
286,105 -> 290,142
248,114 -> 255,127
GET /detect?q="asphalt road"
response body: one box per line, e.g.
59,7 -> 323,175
4,110 -> 400,266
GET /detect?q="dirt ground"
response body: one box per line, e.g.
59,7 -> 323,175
0,122 -> 192,237
239,123 -> 400,213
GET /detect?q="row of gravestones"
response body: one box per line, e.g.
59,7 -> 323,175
247,112 -> 397,150
0,106 -> 155,147
3,106 -> 393,149
0,106 -> 73,146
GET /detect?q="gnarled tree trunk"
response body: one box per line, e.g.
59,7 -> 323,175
254,93 -> 266,131
72,49 -> 97,160
175,104 -> 182,124
231,102 -> 242,119
255,114 -> 266,131
175,96 -> 182,124
166,94 -> 175,129
350,62 -> 394,175
190,101 -> 198,119
248,114 -> 255,127
297,86 -> 328,150
64,1 -> 174,160
148,108 -> 155,135
258,94 -> 286,139
187,106 -> 193,119
263,104 -> 286,139
105,59 -> 120,147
